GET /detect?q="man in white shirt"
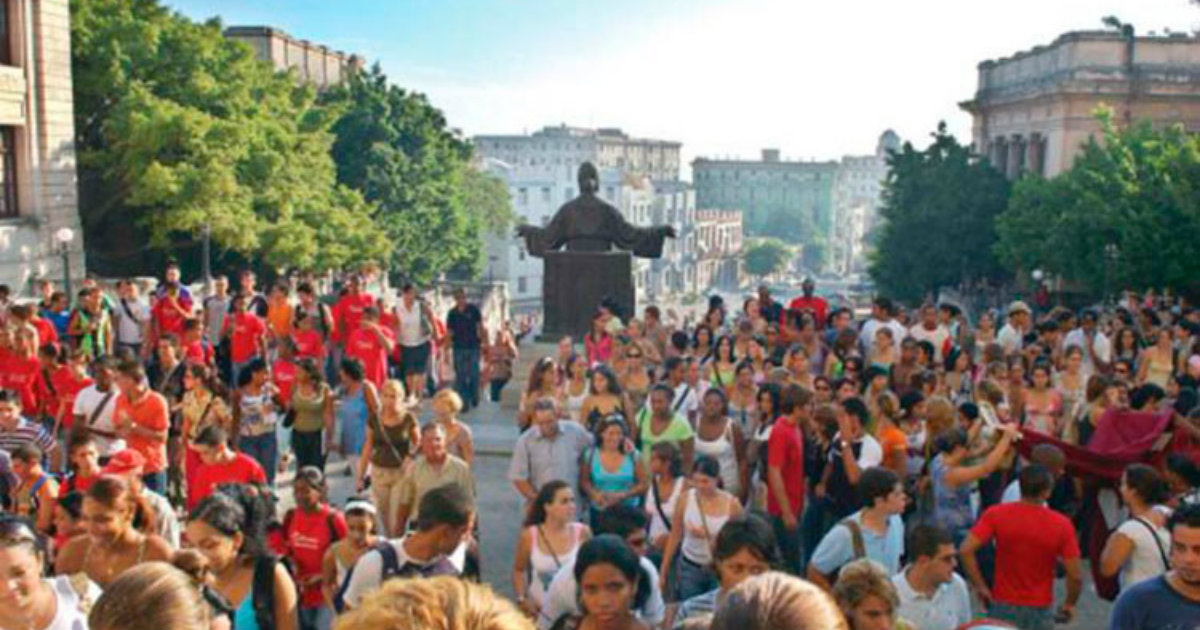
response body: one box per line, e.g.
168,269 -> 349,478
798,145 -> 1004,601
1062,309 -> 1112,377
908,304 -> 951,360
859,297 -> 907,356
997,301 -> 1032,356
113,280 -> 150,360
892,525 -> 972,630
71,357 -> 125,460
538,504 -> 665,630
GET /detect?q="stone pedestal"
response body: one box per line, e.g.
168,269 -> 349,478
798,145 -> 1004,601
540,251 -> 634,340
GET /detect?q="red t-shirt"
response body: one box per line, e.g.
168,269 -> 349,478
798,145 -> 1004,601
334,292 -> 374,344
283,506 -> 348,608
50,368 -> 92,428
115,390 -> 170,473
766,417 -> 805,517
1,356 -> 45,415
31,317 -> 57,345
345,327 -> 390,388
188,452 -> 267,510
183,339 -> 212,365
59,472 -> 99,497
969,501 -> 1080,607
292,330 -> 325,361
152,293 -> 193,337
788,296 -> 829,328
273,360 -> 298,405
228,312 -> 266,364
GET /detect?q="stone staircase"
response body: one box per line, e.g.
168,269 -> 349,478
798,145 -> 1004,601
449,340 -> 560,457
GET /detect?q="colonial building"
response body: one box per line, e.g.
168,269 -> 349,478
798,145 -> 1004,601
476,125 -> 682,183
831,130 -> 900,274
692,150 -> 838,247
224,26 -> 363,89
694,210 -> 743,293
960,29 -> 1200,179
0,0 -> 82,294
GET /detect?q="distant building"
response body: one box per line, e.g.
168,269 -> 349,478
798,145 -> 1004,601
0,0 -> 83,293
476,124 -> 682,183
692,150 -> 838,247
831,130 -> 900,274
224,26 -> 363,89
694,210 -> 743,292
960,29 -> 1200,179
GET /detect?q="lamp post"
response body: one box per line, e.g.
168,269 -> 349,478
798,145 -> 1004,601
54,227 -> 74,304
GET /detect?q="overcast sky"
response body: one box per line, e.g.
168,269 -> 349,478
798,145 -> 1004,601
167,0 -> 1198,167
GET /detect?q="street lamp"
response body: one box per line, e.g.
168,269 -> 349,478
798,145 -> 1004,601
54,227 -> 74,303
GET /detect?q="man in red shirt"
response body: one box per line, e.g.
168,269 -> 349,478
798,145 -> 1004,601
344,306 -> 393,389
962,464 -> 1082,629
0,330 -> 46,418
291,311 -> 325,363
767,383 -> 810,575
788,278 -> 828,330
223,293 -> 267,386
273,339 -> 298,405
181,318 -> 212,366
9,304 -> 57,347
113,360 -> 170,496
282,466 -> 347,628
333,274 -> 374,348
188,424 -> 267,510
152,278 -> 193,341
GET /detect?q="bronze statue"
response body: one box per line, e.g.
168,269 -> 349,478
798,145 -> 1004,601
516,162 -> 676,257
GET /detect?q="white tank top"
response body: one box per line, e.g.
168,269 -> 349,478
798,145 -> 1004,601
565,386 -> 588,423
645,475 -> 685,542
396,301 -> 426,347
694,418 -> 740,497
528,523 -> 584,607
682,489 -> 730,566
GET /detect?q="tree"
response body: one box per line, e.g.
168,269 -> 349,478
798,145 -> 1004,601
323,65 -> 512,284
996,107 -> 1200,296
71,0 -> 388,273
743,238 -> 791,280
869,123 -> 1010,303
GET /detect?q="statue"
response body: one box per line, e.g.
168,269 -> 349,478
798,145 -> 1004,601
516,162 -> 677,338
517,162 -> 676,257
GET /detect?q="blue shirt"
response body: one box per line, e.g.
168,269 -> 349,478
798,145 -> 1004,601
810,510 -> 905,576
1110,575 -> 1200,630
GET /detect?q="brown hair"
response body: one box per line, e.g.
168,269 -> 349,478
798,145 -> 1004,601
88,561 -> 211,630
924,395 -> 956,437
334,576 -> 533,630
832,559 -> 899,624
87,475 -> 157,534
709,571 -> 847,630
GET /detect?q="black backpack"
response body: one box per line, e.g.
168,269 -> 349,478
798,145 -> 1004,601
333,541 -> 460,612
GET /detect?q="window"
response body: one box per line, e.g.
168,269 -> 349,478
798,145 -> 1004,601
541,187 -> 551,203
518,187 -> 528,206
517,276 -> 527,294
0,3 -> 10,66
0,128 -> 15,217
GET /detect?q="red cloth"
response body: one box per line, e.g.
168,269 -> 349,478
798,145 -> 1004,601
182,339 -> 212,366
0,356 -> 45,415
345,327 -> 390,388
766,417 -> 805,517
152,293 -> 193,337
59,472 -> 98,498
292,330 -> 325,361
49,368 -> 92,428
115,390 -> 169,473
188,452 -> 267,510
283,506 -> 348,608
787,296 -> 829,327
228,312 -> 266,364
1088,408 -> 1174,458
334,293 -> 375,344
31,318 -> 57,345
273,359 -> 298,405
970,501 -> 1080,607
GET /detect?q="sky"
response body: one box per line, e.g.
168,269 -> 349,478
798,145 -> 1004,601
166,0 -> 1199,169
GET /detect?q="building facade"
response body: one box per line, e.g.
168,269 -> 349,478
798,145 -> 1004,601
694,210 -> 743,292
960,30 -> 1200,179
831,130 -> 900,274
691,150 -> 838,248
0,0 -> 82,294
224,26 -> 363,89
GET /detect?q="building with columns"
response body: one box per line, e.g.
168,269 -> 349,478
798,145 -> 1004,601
0,0 -> 82,294
960,29 -> 1200,179
224,26 -> 363,89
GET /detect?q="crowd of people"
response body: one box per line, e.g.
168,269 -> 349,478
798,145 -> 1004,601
0,268 -> 1199,630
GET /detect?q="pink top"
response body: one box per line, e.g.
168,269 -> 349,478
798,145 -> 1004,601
585,333 -> 613,366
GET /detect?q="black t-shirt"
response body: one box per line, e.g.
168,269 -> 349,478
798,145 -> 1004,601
447,304 -> 483,349
825,440 -> 863,519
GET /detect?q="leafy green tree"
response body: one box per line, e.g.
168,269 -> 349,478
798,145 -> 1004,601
743,238 -> 791,280
996,108 -> 1200,296
72,0 -> 388,273
323,66 -> 511,283
869,123 -> 1010,302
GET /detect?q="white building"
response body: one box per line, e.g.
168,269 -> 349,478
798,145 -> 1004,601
830,130 -> 900,274
475,125 -> 684,313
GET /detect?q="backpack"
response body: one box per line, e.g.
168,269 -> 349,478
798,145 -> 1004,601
333,541 -> 459,612
820,517 -> 867,583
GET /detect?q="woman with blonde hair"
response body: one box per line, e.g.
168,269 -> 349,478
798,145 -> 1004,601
356,379 -> 419,536
334,575 -> 533,630
89,559 -> 231,630
432,388 -> 474,466
709,571 -> 847,630
832,558 -> 912,630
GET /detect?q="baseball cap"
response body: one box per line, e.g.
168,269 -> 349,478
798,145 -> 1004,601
1008,301 -> 1032,316
102,449 -> 146,476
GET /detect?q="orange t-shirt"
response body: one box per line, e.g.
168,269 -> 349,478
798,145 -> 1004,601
116,389 -> 169,473
878,425 -> 909,472
267,303 -> 294,339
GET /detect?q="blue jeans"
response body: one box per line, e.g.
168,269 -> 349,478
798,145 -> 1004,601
771,513 -> 805,576
299,605 -> 333,630
453,347 -> 481,407
239,432 -> 278,485
674,556 -> 717,602
989,602 -> 1053,630
142,471 -> 167,497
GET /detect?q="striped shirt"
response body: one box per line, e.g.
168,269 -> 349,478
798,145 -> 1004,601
0,418 -> 55,456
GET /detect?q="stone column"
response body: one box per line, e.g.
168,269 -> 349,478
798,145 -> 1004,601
1007,134 -> 1023,179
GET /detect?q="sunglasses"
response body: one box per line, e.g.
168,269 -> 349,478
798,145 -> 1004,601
626,353 -> 642,359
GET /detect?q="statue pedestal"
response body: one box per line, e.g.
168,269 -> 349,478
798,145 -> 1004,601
540,251 -> 635,340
